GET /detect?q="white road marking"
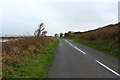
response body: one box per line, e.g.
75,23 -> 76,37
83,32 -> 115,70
64,39 -> 120,76
74,46 -> 86,54
64,39 -> 119,77
95,60 -> 120,77
64,39 -> 86,54
64,39 -> 69,43
69,43 -> 73,46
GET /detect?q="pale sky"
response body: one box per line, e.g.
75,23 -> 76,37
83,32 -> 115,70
1,0 -> 119,36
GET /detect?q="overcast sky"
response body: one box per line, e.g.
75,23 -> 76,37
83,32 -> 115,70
1,0 -> 119,36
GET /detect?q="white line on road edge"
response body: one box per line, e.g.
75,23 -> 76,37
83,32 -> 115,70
95,60 -> 120,77
64,39 -> 86,54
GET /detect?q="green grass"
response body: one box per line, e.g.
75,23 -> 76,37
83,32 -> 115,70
7,39 -> 58,78
64,38 -> 119,58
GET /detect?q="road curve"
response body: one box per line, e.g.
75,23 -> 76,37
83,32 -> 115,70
48,39 -> 119,78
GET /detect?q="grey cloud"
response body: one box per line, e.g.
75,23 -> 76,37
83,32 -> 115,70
2,2 -> 118,36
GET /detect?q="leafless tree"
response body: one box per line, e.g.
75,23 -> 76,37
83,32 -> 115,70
34,23 -> 47,36
41,31 -> 47,36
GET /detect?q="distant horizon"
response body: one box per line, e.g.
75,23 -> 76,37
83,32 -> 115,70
1,22 -> 119,37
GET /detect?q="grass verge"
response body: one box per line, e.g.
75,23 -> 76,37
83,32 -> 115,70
3,38 -> 58,78
64,38 -> 119,58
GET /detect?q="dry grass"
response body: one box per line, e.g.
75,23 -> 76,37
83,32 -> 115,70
2,36 -> 56,78
1,37 -> 17,39
66,22 -> 119,44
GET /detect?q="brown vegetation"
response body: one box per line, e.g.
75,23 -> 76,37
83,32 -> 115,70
0,37 -> 22,40
64,22 -> 119,43
2,36 -> 56,77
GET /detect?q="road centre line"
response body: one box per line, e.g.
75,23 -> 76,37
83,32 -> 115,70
73,46 -> 86,54
64,39 -> 86,54
64,39 -> 120,77
95,60 -> 120,77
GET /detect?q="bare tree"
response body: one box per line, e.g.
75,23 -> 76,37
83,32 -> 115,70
41,31 -> 47,36
34,23 -> 47,36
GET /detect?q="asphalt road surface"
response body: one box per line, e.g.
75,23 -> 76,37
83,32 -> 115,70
48,39 -> 119,78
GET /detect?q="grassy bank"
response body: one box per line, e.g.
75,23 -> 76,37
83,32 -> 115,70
64,38 -> 119,58
2,37 -> 58,78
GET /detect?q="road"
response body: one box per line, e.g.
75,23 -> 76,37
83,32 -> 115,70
48,39 -> 119,78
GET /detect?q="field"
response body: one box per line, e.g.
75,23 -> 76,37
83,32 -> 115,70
2,36 -> 58,78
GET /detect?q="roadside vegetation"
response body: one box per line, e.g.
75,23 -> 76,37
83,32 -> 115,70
2,36 -> 58,78
2,23 -> 59,78
64,38 -> 119,58
62,22 -> 119,58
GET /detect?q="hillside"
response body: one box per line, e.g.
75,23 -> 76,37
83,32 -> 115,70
65,22 -> 120,43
